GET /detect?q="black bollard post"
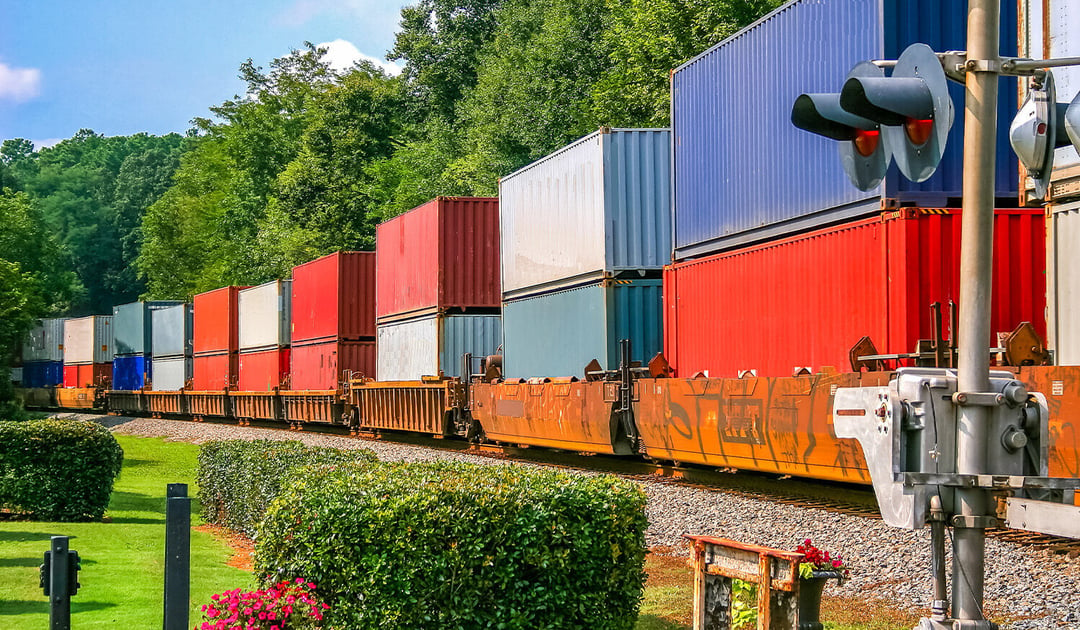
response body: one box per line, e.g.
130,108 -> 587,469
163,483 -> 191,630
40,535 -> 79,630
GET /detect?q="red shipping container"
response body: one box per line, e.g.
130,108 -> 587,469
194,286 -> 248,355
289,340 -> 376,390
192,352 -> 238,391
376,197 -> 500,320
291,251 -> 375,343
664,208 -> 1046,378
63,363 -> 111,388
238,348 -> 291,392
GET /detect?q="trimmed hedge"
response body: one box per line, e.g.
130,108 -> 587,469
196,439 -> 378,536
255,461 -> 648,630
0,418 -> 123,520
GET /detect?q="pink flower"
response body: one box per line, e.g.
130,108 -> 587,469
308,582 -> 316,589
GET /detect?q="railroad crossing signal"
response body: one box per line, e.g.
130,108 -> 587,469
1009,69 -> 1080,200
792,43 -> 955,187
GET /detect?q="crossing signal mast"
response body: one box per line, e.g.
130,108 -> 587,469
792,5 -> 1080,630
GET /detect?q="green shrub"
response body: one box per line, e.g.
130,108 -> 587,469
196,439 -> 377,536
255,461 -> 649,630
0,418 -> 123,520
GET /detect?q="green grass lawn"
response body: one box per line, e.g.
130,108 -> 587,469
0,435 -> 250,629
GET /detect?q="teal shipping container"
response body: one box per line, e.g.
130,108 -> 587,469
113,300 -> 184,356
152,304 -> 193,358
502,278 -> 663,378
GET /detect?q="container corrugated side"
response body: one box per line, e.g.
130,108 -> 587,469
63,363 -> 111,388
291,251 -> 376,343
63,316 -> 114,364
239,280 -> 292,350
192,352 -> 237,391
22,361 -> 63,388
23,318 -> 64,362
113,301 -> 184,356
1048,201 -> 1080,363
1020,0 -> 1080,202
194,286 -> 246,355
376,197 -> 500,320
112,354 -> 151,391
500,129 -> 670,295
671,0 -> 1019,258
238,348 -> 290,391
376,313 -> 501,380
290,339 -> 377,390
665,209 -> 1045,378
152,304 -> 193,358
502,278 -> 663,378
151,357 -> 191,391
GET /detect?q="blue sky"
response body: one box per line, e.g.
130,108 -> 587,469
0,0 -> 410,149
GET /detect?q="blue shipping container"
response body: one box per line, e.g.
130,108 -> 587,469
114,301 -> 184,356
22,361 -> 63,388
112,354 -> 151,391
502,278 -> 663,378
671,0 -> 1019,259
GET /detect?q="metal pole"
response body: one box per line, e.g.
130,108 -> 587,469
163,483 -> 191,630
48,536 -> 71,630
954,0 -> 999,625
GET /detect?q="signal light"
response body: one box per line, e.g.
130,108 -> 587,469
1009,70 -> 1080,200
839,44 -> 954,182
791,62 -> 891,191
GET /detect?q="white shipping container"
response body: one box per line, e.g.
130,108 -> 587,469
23,318 -> 64,362
239,280 -> 292,350
151,357 -> 191,391
63,316 -> 114,364
1048,201 -> 1080,364
376,314 -> 501,381
498,128 -> 671,296
1021,0 -> 1080,201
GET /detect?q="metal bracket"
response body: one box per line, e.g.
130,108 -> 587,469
950,515 -> 998,529
902,472 -> 1080,490
952,391 -> 1004,406
965,58 -> 1001,73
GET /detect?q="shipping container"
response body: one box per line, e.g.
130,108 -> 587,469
112,354 -> 151,391
63,363 -> 110,388
151,357 -> 192,391
239,280 -> 292,351
23,318 -> 64,362
502,278 -> 663,378
152,303 -> 193,358
665,208 -> 1046,378
63,316 -> 114,365
671,0 -> 1020,259
194,286 -> 247,355
376,313 -> 501,381
1047,201 -> 1080,364
376,197 -> 500,320
1020,0 -> 1080,202
9,367 -> 21,384
499,129 -> 671,295
21,361 -> 63,388
113,301 -> 184,356
290,339 -> 376,390
291,251 -> 376,343
238,348 -> 291,391
192,352 -> 237,391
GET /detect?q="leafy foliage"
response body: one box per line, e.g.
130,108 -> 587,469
196,439 -> 377,537
0,418 -> 123,520
255,460 -> 649,629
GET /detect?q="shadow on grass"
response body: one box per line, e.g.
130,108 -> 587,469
635,614 -> 690,630
116,457 -> 156,468
109,491 -> 166,514
0,600 -> 118,616
0,556 -> 45,568
0,531 -> 55,543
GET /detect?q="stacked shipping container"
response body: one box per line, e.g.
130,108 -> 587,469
498,128 -> 670,377
112,301 -> 183,390
289,252 -> 377,390
151,304 -> 193,390
21,318 -> 64,388
375,198 -> 502,380
238,280 -> 292,391
192,286 -> 246,391
63,316 -> 113,388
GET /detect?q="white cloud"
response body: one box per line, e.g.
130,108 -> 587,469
316,39 -> 403,76
0,61 -> 42,103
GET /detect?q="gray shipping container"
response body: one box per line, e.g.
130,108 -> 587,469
1020,0 -> 1080,202
502,278 -> 663,378
151,356 -> 192,391
63,316 -> 114,364
23,318 -> 64,362
1048,200 -> 1080,364
152,304 -> 193,358
113,301 -> 184,356
376,313 -> 501,381
499,128 -> 671,296
239,280 -> 292,351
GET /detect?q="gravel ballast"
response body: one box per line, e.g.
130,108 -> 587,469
70,414 -> 1080,629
